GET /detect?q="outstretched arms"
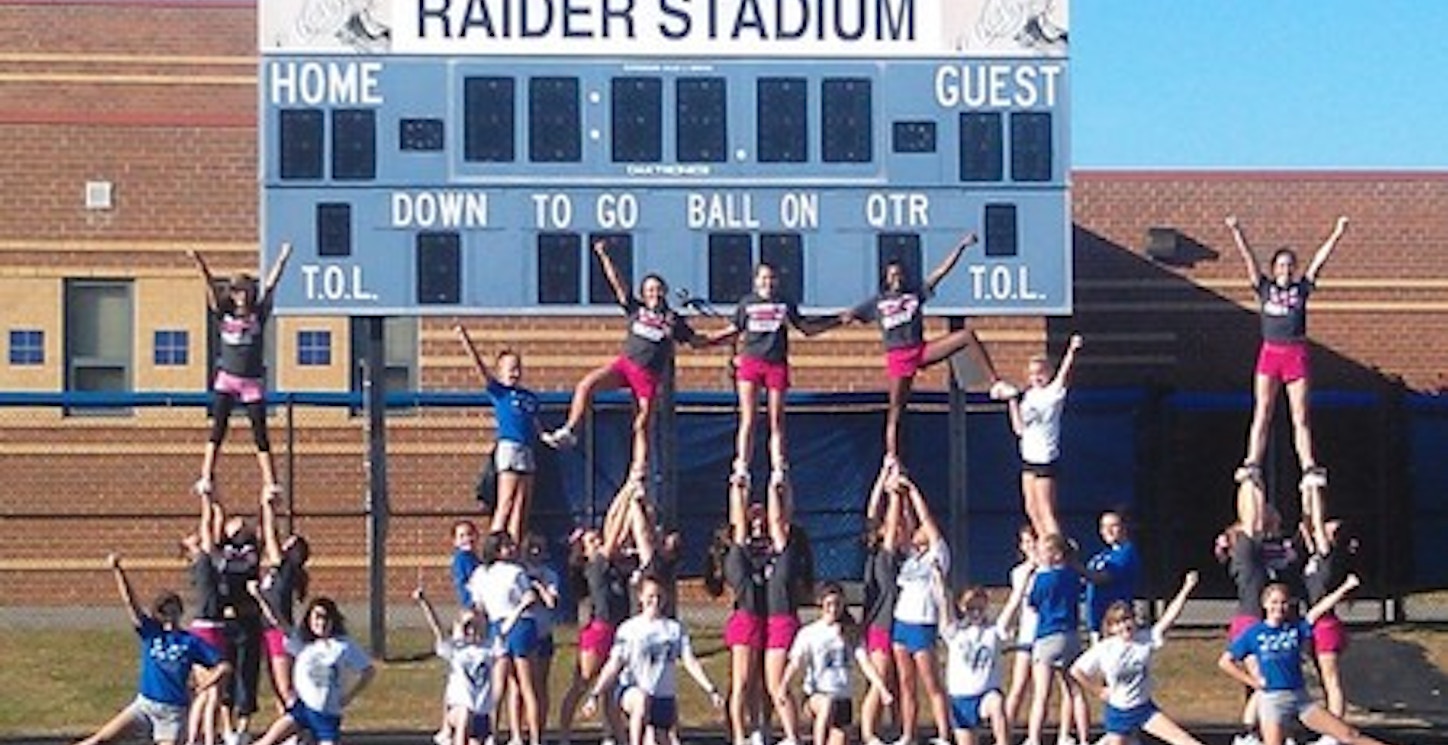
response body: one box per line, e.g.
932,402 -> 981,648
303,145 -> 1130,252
260,242 -> 294,305
592,238 -> 631,308
925,232 -> 978,292
1052,334 -> 1083,388
413,587 -> 447,646
106,553 -> 143,629
1305,216 -> 1349,283
1306,573 -> 1360,625
1225,216 -> 1262,286
187,250 -> 224,314
1152,570 -> 1200,638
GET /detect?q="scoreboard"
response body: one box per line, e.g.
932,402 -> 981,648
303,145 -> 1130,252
259,0 -> 1071,316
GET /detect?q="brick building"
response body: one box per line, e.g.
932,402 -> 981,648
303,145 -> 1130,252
1,1 -> 1444,604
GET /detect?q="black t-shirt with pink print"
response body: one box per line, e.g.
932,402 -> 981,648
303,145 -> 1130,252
619,297 -> 697,373
214,297 -> 271,379
853,287 -> 933,350
1255,276 -> 1313,342
733,293 -> 805,364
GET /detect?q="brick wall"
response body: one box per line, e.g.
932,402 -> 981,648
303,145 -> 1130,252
0,2 -> 1443,603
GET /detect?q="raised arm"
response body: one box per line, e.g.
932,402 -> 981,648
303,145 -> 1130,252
996,570 -> 1030,634
1152,570 -> 1200,638
728,480 -> 750,546
260,490 -> 284,568
591,238 -> 631,308
600,482 -> 640,557
187,249 -> 224,314
1304,215 -> 1349,283
925,232 -> 977,292
454,324 -> 497,385
260,241 -> 294,304
107,553 -> 143,628
626,494 -> 657,569
1051,334 -> 1083,388
1224,215 -> 1262,286
1006,395 -> 1025,437
767,477 -> 793,551
1306,573 -> 1360,625
412,587 -> 447,645
900,476 -> 942,544
199,492 -> 220,555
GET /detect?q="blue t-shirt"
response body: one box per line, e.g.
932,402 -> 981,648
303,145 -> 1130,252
1228,619 -> 1315,691
486,379 -> 539,444
1029,566 -> 1082,639
452,548 -> 482,609
1085,542 -> 1140,633
136,617 -> 223,706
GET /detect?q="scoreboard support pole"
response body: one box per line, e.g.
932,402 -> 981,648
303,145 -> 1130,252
656,353 -> 679,529
360,316 -> 390,657
947,316 -> 970,587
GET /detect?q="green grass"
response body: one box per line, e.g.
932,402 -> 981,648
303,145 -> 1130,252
4,624 -> 1446,737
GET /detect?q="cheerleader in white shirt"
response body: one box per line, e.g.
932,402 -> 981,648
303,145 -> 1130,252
1002,334 -> 1082,539
1069,571 -> 1205,745
774,582 -> 894,745
466,531 -> 544,745
938,581 -> 1026,745
414,587 -> 495,745
890,472 -> 954,745
583,575 -> 725,745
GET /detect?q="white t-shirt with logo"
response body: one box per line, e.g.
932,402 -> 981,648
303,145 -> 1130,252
895,539 -> 950,625
287,635 -> 373,715
943,621 -> 1009,697
788,620 -> 855,699
467,561 -> 531,621
1019,381 -> 1067,464
1070,628 -> 1164,710
610,615 -> 692,698
436,640 -> 493,713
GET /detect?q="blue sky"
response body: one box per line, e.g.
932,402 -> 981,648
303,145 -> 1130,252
1072,2 -> 1448,169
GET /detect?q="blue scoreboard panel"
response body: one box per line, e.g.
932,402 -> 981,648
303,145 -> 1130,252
259,0 -> 1071,316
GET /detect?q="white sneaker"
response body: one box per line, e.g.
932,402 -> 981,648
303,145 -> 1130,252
989,380 -> 1020,400
193,476 -> 214,497
930,738 -> 952,745
1055,737 -> 1079,745
541,427 -> 577,449
864,738 -> 887,745
730,461 -> 751,487
433,728 -> 450,745
1234,462 -> 1263,485
749,730 -> 767,745
1284,738 -> 1298,745
222,733 -> 238,745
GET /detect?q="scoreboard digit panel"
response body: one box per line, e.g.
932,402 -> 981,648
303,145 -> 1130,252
260,2 -> 1071,317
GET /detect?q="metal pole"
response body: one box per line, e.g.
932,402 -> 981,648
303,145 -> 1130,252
284,393 -> 296,536
361,316 -> 389,657
947,316 -> 970,586
657,349 -> 679,528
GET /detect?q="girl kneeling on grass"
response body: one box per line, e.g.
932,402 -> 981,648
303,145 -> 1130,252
583,575 -> 725,745
415,587 -> 496,745
75,554 -> 232,745
247,596 -> 376,745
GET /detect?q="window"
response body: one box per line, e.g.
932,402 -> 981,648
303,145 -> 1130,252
821,78 -> 872,163
153,330 -> 189,366
757,77 -> 808,163
529,76 -> 581,163
316,203 -> 352,257
892,121 -> 937,153
416,232 -> 462,305
64,280 -> 133,412
612,77 -> 663,163
759,233 -> 805,303
676,77 -> 727,163
331,108 -> 377,180
9,329 -> 43,366
399,118 -> 445,151
296,330 -> 332,366
984,204 -> 1019,257
1009,111 -> 1053,182
958,112 -> 1003,182
278,108 -> 323,180
463,76 -> 516,162
537,232 -> 583,305
350,317 -> 418,410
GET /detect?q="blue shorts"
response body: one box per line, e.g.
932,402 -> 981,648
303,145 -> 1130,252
488,618 -> 540,658
537,634 -> 555,658
1104,700 -> 1158,735
891,621 -> 938,654
287,700 -> 342,742
950,691 -> 998,731
469,713 -> 492,740
646,696 -> 678,728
